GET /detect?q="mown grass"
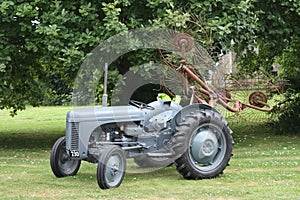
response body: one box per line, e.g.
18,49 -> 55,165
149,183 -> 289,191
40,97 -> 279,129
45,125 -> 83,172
0,106 -> 299,200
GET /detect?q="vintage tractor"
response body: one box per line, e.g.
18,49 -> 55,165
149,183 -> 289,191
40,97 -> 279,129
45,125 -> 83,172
50,33 -> 272,189
50,99 -> 233,189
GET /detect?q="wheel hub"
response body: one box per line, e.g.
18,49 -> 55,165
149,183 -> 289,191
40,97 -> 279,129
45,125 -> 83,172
105,155 -> 124,185
190,128 -> 219,164
61,153 -> 70,163
110,163 -> 119,176
203,140 -> 214,154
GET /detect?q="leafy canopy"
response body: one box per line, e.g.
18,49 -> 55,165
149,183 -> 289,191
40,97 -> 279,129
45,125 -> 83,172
1,0 -> 300,125
0,0 -> 260,115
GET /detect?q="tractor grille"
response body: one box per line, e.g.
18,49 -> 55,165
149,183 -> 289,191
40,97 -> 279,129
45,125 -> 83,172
71,122 -> 79,150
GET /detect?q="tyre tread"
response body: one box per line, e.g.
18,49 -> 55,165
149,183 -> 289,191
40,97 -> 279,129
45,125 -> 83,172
171,109 -> 234,180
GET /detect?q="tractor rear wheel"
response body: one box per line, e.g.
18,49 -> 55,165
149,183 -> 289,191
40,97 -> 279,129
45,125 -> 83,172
97,145 -> 126,189
173,109 -> 233,179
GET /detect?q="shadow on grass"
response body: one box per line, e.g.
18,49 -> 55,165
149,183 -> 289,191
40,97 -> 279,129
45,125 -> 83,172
1,121 -> 294,151
0,130 -> 64,150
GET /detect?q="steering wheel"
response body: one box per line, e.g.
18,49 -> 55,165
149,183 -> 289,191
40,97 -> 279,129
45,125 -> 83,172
129,100 -> 155,110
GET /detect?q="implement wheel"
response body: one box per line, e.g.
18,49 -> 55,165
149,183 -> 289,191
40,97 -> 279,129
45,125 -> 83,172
249,91 -> 268,108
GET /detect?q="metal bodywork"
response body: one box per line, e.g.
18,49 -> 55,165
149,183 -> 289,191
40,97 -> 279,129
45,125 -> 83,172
65,100 -> 183,160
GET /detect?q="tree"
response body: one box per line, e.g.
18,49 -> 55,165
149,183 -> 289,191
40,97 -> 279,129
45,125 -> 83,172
0,0 -> 263,115
234,0 -> 300,133
1,1 -> 101,114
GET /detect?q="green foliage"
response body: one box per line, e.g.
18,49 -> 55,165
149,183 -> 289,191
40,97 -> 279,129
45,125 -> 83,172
270,37 -> 300,134
0,1 -> 102,114
0,0 -> 261,114
231,1 -> 300,134
271,92 -> 300,134
277,37 -> 300,85
2,0 -> 299,119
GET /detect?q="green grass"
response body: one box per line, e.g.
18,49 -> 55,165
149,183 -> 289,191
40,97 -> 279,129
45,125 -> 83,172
0,106 -> 299,200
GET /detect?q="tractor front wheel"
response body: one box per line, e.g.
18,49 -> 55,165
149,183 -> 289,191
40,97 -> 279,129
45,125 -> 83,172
50,137 -> 81,177
173,109 -> 233,179
97,145 -> 126,189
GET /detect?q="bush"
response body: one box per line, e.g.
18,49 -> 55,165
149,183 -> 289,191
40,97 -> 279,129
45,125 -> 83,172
271,92 -> 300,134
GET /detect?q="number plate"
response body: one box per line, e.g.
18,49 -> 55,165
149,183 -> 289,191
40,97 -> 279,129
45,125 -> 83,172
69,150 -> 80,158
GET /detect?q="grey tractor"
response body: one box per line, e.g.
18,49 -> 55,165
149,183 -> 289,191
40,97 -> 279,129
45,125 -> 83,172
50,99 -> 233,189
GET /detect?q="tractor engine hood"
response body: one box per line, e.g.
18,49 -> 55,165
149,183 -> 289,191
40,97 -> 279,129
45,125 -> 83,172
66,106 -> 144,123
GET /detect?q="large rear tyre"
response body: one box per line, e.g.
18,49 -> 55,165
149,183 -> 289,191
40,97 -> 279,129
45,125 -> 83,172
97,145 -> 126,189
50,137 -> 81,177
173,109 -> 233,179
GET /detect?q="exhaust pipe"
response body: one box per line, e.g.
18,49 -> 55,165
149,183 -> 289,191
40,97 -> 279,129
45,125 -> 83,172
102,63 -> 108,107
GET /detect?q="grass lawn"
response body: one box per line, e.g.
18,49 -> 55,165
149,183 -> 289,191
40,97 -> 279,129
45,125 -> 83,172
0,106 -> 299,200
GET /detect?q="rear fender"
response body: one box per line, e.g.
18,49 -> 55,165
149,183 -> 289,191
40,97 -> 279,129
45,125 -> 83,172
170,103 -> 219,129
